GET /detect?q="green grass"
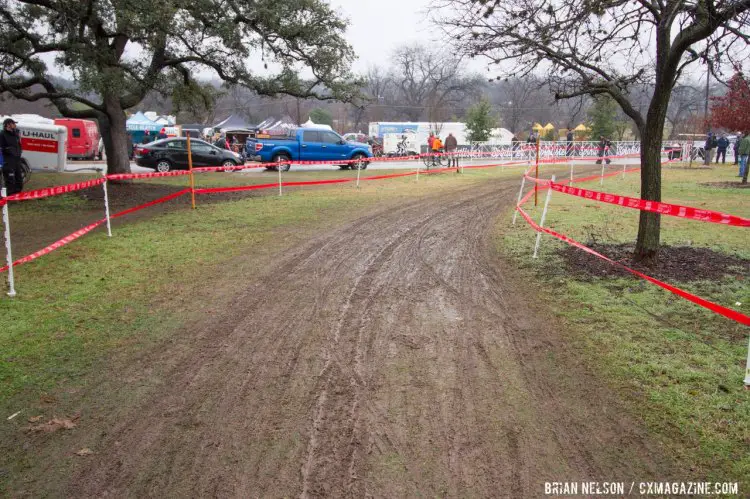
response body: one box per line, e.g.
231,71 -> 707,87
499,164 -> 750,487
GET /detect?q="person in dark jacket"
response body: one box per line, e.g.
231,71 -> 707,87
596,136 -> 611,165
703,132 -> 717,165
716,135 -> 729,164
734,134 -> 741,165
566,130 -> 574,157
444,132 -> 459,171
0,118 -> 24,195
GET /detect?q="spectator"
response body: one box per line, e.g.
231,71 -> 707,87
734,134 -> 741,165
427,132 -> 435,152
431,135 -> 443,166
738,131 -> 750,182
566,129 -> 574,157
0,118 -> 24,195
596,136 -> 609,164
703,132 -> 717,165
444,132 -> 458,171
141,130 -> 151,144
716,134 -> 729,164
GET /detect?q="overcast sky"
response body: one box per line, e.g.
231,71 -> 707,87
329,0 -> 450,72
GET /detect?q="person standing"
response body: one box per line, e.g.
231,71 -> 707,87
704,132 -> 717,165
734,134 -> 741,166
427,132 -> 435,154
444,132 -> 458,171
716,135 -> 729,164
566,129 -> 574,157
431,135 -> 443,167
0,118 -> 24,195
738,131 -> 750,182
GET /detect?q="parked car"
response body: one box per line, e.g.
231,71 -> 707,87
246,128 -> 372,171
54,118 -> 100,160
134,138 -> 242,172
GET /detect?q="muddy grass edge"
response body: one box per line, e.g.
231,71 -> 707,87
495,167 -> 750,489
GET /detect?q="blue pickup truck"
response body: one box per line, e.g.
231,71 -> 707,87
246,128 -> 372,171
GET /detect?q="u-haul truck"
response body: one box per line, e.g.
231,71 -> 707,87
17,122 -> 67,172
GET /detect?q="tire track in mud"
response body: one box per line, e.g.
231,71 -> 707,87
68,171 -> 674,498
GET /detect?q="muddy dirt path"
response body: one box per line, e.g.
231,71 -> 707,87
69,176 -> 673,497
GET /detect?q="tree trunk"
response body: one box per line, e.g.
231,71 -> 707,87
101,97 -> 132,175
634,117 -> 665,265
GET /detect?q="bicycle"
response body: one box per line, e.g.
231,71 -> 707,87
422,148 -> 448,170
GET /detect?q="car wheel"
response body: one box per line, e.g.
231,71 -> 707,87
155,160 -> 171,173
272,153 -> 292,172
351,153 -> 368,170
222,160 -> 237,172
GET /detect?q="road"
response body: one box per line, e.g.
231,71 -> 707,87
63,156 -> 641,175
67,174 -> 672,497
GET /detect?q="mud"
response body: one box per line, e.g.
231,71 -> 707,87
62,177 -> 674,497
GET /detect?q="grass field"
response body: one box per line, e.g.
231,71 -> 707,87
498,163 -> 750,487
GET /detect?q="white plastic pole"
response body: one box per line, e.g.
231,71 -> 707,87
278,164 -> 282,196
622,163 -> 626,179
569,161 -> 574,185
2,188 -> 16,297
744,333 -> 750,388
101,170 -> 112,237
356,162 -> 361,189
512,175 -> 526,225
416,163 -> 420,182
533,175 -> 555,259
600,161 -> 606,186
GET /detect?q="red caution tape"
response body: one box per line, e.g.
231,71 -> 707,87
110,188 -> 190,219
515,188 -> 750,326
0,218 -> 106,272
550,182 -> 750,227
107,170 -> 190,181
5,178 -> 106,202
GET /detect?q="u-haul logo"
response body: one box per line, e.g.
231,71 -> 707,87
20,130 -> 56,140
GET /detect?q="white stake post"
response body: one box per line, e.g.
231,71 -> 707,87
356,161 -> 361,189
569,161 -> 574,185
512,175 -> 526,225
416,163 -> 420,182
600,161 -> 606,186
533,175 -> 555,259
622,163 -> 626,179
744,334 -> 750,388
101,169 -> 112,237
2,187 -> 16,297
278,163 -> 283,196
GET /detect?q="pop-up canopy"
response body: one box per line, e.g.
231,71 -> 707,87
126,111 -> 161,132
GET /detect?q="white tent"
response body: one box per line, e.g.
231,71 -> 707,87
301,118 -> 333,131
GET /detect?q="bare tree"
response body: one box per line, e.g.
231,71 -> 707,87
436,0 -> 750,263
390,44 -> 483,122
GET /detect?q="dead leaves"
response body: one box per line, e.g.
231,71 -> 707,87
25,413 -> 80,433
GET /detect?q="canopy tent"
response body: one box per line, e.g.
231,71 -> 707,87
258,115 -> 298,134
573,123 -> 590,132
543,123 -> 555,130
126,112 -> 161,132
213,114 -> 253,132
301,118 -> 333,131
532,123 -> 544,132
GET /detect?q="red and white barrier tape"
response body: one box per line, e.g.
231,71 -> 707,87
515,187 -> 750,326
0,188 -> 190,273
550,183 -> 750,227
4,178 -> 106,202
